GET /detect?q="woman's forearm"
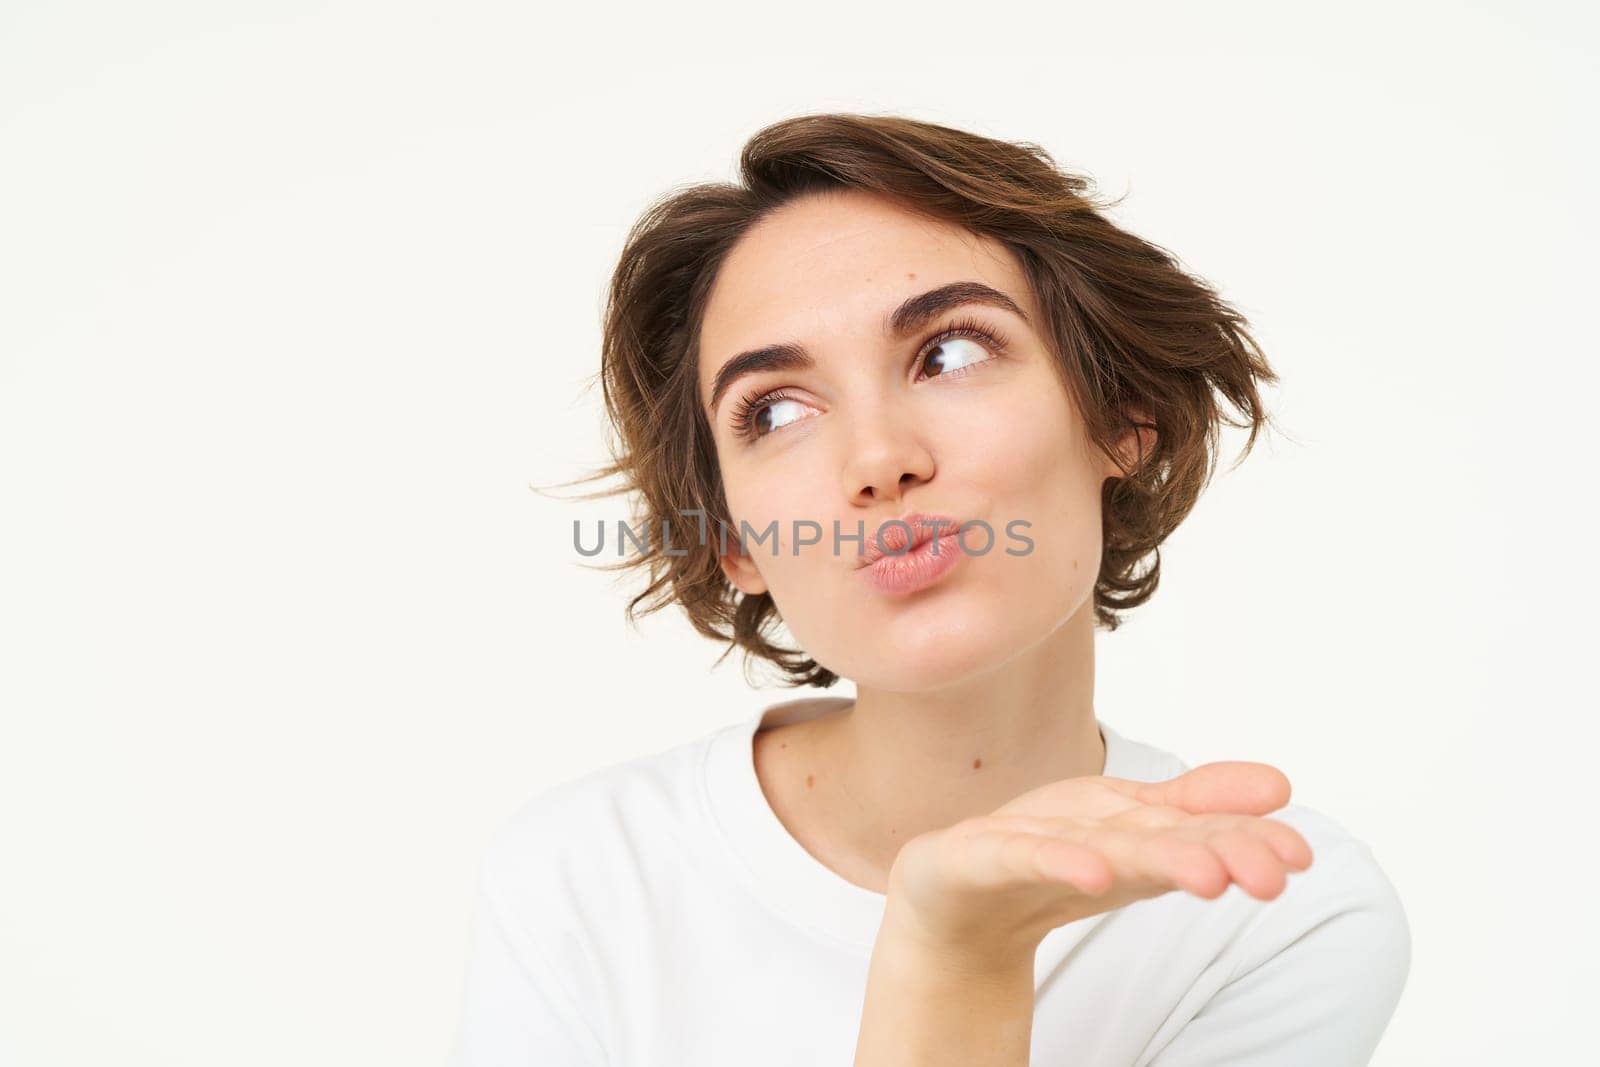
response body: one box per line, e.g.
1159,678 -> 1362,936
853,921 -> 1039,1067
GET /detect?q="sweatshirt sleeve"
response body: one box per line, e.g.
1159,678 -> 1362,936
447,846 -> 609,1067
1146,844 -> 1412,1067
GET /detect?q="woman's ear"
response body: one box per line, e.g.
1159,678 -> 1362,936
718,530 -> 769,596
1107,404 -> 1157,480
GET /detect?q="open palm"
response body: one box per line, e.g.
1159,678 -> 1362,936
883,762 -> 1314,965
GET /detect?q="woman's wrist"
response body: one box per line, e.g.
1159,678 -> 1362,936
876,893 -> 1043,978
855,906 -> 1039,1067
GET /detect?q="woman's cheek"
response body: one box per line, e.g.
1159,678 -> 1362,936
967,386 -> 1074,478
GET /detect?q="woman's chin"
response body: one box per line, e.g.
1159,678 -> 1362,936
793,578 -> 1076,688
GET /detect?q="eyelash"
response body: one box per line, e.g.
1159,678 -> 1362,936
728,315 -> 1012,444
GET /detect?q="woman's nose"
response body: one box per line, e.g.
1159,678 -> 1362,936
841,406 -> 936,505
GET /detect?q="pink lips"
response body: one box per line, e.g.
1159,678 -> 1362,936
857,513 -> 967,596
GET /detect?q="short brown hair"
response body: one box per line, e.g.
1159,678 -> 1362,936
553,112 -> 1283,689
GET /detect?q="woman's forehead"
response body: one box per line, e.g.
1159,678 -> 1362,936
715,193 -> 1013,302
698,198 -> 1031,387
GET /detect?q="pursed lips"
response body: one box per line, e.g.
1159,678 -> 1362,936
854,513 -> 963,569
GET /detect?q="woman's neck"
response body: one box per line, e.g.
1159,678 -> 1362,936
753,603 -> 1106,895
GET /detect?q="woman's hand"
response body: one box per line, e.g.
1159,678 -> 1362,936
879,762 -> 1315,972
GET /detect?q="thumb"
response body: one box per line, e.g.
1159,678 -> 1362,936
1114,761 -> 1293,815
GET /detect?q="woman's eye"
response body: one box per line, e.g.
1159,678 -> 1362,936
920,336 -> 995,378
739,330 -> 1001,442
753,397 -> 808,436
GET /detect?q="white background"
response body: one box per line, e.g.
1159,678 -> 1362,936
2,2 -> 1595,1063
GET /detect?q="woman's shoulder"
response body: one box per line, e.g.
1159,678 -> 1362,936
472,718 -> 739,900
1096,730 -> 1414,1062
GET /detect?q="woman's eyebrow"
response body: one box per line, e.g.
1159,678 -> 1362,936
705,281 -> 1028,417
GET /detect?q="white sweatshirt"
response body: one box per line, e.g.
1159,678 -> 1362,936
449,699 -> 1411,1065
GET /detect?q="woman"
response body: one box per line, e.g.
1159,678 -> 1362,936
450,113 -> 1410,1066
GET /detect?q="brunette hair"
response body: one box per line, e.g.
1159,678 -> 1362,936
551,112 -> 1283,688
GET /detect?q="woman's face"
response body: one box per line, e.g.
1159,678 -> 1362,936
697,189 -> 1139,691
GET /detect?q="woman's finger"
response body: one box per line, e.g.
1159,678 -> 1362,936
1101,762 -> 1292,816
1143,832 -> 1232,899
1206,828 -> 1291,899
985,814 -> 1233,900
1078,825 -> 1206,893
1106,803 -> 1190,832
1176,813 -> 1314,876
1243,816 -> 1314,871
